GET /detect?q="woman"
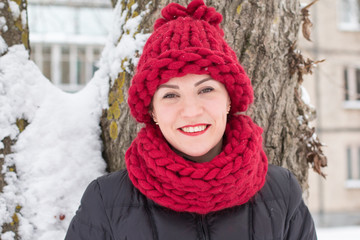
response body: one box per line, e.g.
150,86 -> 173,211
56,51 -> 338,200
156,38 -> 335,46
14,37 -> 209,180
65,0 -> 317,239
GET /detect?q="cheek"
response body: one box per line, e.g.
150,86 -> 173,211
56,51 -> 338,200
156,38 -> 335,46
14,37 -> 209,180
205,99 -> 228,116
153,104 -> 176,125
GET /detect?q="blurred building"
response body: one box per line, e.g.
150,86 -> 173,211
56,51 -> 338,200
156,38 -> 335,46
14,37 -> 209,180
28,0 -> 112,92
299,0 -> 360,227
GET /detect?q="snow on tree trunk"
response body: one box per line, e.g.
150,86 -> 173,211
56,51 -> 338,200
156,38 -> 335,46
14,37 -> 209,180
0,0 -> 29,238
100,0 -> 152,171
104,0 -> 322,190
0,0 -> 29,54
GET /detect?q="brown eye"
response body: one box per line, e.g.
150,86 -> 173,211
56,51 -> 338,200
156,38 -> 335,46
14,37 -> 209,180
163,93 -> 178,99
199,87 -> 214,94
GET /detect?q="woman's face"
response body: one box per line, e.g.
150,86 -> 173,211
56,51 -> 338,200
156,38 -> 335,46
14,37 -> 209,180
152,74 -> 230,162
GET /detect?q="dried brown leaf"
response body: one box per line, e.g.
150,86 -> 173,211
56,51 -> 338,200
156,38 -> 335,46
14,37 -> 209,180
302,18 -> 313,41
301,0 -> 319,42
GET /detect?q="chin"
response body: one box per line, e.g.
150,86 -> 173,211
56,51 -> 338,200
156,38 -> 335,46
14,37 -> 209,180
184,151 -> 208,158
180,146 -> 212,157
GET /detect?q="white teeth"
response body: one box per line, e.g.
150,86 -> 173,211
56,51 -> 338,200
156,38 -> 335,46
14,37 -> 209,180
181,125 -> 207,133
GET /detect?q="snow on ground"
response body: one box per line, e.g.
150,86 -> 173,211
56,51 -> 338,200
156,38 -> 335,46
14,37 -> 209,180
317,226 -> 360,240
0,44 -> 108,240
0,1 -> 150,240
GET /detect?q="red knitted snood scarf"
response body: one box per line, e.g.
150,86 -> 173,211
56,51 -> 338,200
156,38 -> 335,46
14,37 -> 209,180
125,114 -> 268,214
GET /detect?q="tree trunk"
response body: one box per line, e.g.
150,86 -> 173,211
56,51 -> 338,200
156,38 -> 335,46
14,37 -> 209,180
0,0 -> 29,238
102,0 -> 323,190
100,0 -> 156,172
0,0 -> 30,55
213,0 -> 310,187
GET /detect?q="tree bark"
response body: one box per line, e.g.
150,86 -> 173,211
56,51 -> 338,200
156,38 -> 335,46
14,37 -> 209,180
213,0 -> 309,187
100,0 -> 157,172
102,0 -> 323,190
0,0 -> 30,55
0,0 -> 29,238
0,120 -> 27,239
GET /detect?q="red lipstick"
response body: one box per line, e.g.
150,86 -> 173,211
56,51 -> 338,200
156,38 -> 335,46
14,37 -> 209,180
178,124 -> 210,136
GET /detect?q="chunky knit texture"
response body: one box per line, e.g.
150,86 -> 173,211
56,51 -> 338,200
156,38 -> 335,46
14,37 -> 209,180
125,0 -> 268,214
128,0 -> 253,123
125,115 -> 268,214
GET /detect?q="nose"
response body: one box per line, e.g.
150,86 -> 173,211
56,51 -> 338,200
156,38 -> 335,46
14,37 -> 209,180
180,96 -> 203,118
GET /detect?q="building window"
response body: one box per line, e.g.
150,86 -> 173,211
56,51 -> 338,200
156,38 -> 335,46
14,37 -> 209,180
42,46 -> 52,80
347,147 -> 353,179
346,146 -> 360,188
338,0 -> 360,31
27,3 -> 111,92
343,66 -> 360,109
30,44 -> 102,92
61,46 -> 70,85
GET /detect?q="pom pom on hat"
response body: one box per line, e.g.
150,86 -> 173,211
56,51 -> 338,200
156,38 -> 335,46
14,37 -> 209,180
128,0 -> 253,124
154,0 -> 223,35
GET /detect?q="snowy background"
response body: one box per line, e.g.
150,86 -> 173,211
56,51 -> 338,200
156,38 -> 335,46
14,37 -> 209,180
0,1 -> 149,239
317,226 -> 360,240
1,1 -> 360,240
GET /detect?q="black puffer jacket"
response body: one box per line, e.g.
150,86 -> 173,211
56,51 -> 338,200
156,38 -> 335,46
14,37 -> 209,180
65,164 -> 317,240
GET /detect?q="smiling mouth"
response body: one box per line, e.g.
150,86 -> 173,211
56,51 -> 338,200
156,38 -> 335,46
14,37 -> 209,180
178,124 -> 210,136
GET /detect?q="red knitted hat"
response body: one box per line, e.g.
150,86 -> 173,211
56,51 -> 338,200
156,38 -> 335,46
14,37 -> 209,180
128,0 -> 253,123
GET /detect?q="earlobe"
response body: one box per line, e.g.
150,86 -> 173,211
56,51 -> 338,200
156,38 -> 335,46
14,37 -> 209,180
151,112 -> 159,125
227,100 -> 231,114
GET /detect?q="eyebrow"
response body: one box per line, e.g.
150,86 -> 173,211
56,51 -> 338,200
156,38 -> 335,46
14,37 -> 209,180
157,84 -> 179,89
157,77 -> 214,89
194,77 -> 213,87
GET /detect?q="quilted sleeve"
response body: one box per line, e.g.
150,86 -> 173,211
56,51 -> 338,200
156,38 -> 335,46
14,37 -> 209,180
65,180 -> 114,240
284,171 -> 317,240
